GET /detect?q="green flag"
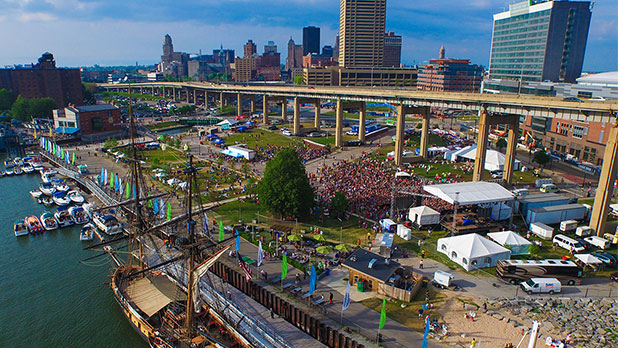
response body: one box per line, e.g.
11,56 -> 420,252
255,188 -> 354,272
72,152 -> 75,165
281,254 -> 288,280
166,202 -> 172,221
148,199 -> 153,208
379,298 -> 387,330
125,182 -> 130,198
218,220 -> 224,242
110,173 -> 114,189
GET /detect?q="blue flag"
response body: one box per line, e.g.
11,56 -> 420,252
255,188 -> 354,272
153,198 -> 159,214
421,315 -> 430,348
100,168 -> 104,185
203,213 -> 208,235
309,265 -> 317,295
342,280 -> 350,311
132,185 -> 136,199
115,175 -> 119,192
236,233 -> 240,253
257,241 -> 263,267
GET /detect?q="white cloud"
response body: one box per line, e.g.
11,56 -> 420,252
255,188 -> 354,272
17,12 -> 55,22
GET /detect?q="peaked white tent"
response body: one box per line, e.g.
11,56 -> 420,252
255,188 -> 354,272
444,145 -> 521,172
487,231 -> 532,255
575,253 -> 602,265
408,206 -> 440,227
423,181 -> 515,205
437,233 -> 511,271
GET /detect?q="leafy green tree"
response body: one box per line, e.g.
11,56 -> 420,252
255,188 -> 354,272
29,97 -> 57,119
257,148 -> 314,219
104,137 -> 118,149
0,89 -> 15,111
82,82 -> 97,105
496,138 -> 508,152
330,192 -> 349,218
533,150 -> 550,167
10,95 -> 32,121
294,75 -> 304,85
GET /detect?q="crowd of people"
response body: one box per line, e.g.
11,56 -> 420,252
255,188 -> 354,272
254,143 -> 330,163
312,153 -> 455,222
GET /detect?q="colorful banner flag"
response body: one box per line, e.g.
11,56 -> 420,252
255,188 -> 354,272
166,202 -> 171,221
281,254 -> 288,280
159,199 -> 165,219
309,265 -> 317,295
218,220 -> 224,242
125,181 -> 130,198
379,298 -> 387,330
238,252 -> 252,282
202,213 -> 208,235
236,233 -> 240,253
72,152 -> 75,165
342,280 -> 351,311
421,315 -> 430,348
153,198 -> 159,214
257,241 -> 263,267
132,185 -> 136,199
110,173 -> 114,189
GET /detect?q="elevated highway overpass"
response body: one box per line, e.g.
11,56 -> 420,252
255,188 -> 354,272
101,82 -> 618,235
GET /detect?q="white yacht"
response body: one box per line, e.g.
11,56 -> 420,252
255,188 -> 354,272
53,180 -> 70,193
93,214 -> 122,235
39,182 -> 56,196
69,206 -> 89,224
30,190 -> 43,199
40,212 -> 59,231
67,190 -> 85,204
80,223 -> 95,241
52,192 -> 71,206
54,207 -> 75,228
14,221 -> 29,237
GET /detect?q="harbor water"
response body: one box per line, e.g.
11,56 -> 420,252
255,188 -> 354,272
0,158 -> 147,348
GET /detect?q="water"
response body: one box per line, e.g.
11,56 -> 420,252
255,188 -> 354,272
156,126 -> 192,135
0,160 -> 147,348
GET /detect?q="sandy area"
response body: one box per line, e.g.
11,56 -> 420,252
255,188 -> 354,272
435,293 -> 545,348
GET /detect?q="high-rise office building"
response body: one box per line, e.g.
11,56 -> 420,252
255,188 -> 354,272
264,41 -> 277,54
286,38 -> 304,70
243,40 -> 257,57
322,46 -> 334,58
303,26 -> 320,56
338,0 -> 386,68
489,0 -> 592,83
383,31 -> 402,67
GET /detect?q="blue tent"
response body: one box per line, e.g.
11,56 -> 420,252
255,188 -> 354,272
236,126 -> 248,132
213,138 -> 224,145
244,121 -> 253,126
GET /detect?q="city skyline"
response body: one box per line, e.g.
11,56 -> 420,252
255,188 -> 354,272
0,0 -> 615,72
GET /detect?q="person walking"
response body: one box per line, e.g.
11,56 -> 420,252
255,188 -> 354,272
270,307 -> 275,319
470,338 -> 477,348
419,259 -> 424,269
421,250 -> 426,259
329,292 -> 333,304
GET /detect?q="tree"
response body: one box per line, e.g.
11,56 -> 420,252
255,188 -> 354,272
533,150 -> 550,167
104,137 -> 118,149
82,82 -> 97,105
496,138 -> 507,152
257,148 -> 314,219
10,96 -> 56,121
10,95 -> 31,121
0,89 -> 15,111
294,75 -> 304,85
330,192 -> 349,218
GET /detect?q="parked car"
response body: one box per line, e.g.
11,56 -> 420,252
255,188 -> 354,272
591,253 -> 616,266
611,273 -> 618,282
563,97 -> 584,102
268,125 -> 278,130
309,132 -> 322,137
282,130 -> 292,136
490,170 -> 503,179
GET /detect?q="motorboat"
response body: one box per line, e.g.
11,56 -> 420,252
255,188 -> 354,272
39,182 -> 56,196
53,180 -> 70,193
80,223 -> 95,241
54,207 -> 74,228
40,212 -> 59,231
13,167 -> 23,175
30,190 -> 43,199
22,164 -> 35,174
14,221 -> 28,237
93,214 -> 123,235
41,171 -> 56,183
0,170 -> 5,177
40,196 -> 54,206
67,190 -> 85,204
32,163 -> 44,172
52,191 -> 71,206
25,216 -> 44,233
82,202 -> 97,218
69,206 -> 89,224
5,167 -> 14,176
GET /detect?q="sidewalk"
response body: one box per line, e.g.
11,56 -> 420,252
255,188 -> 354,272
228,235 -> 445,348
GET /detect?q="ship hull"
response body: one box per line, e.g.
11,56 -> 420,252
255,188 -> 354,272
110,267 -> 156,343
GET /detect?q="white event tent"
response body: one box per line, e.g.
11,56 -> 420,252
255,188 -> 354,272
444,145 -> 522,172
408,206 -> 440,227
423,181 -> 515,205
437,233 -> 511,271
487,231 -> 532,255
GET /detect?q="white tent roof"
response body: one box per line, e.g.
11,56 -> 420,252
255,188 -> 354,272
424,181 -> 515,205
487,231 -> 531,247
438,233 -> 510,259
409,205 -> 440,217
395,171 -> 411,178
575,254 -> 602,265
453,145 -> 521,170
216,119 -> 238,126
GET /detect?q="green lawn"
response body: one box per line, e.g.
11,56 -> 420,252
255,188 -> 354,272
223,129 -> 297,149
217,105 -> 237,115
456,115 -> 480,121
366,106 -> 392,112
212,200 -> 262,224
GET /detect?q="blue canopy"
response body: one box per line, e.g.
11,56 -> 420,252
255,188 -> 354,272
213,138 -> 224,144
236,126 -> 248,132
244,121 -> 253,125
221,149 -> 244,158
54,127 -> 80,135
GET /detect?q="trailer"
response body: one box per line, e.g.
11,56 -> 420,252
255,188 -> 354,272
527,204 -> 587,225
530,222 -> 554,240
516,193 -> 570,215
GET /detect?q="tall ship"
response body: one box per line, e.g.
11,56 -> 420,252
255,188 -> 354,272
93,89 -> 288,348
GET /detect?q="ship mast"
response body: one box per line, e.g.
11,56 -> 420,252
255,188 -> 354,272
184,155 -> 197,337
127,85 -> 145,271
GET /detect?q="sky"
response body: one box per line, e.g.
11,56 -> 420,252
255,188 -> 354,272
0,0 -> 615,72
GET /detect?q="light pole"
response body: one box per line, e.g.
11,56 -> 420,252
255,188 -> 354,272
518,62 -> 525,96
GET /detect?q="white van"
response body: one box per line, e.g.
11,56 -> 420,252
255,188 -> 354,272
553,234 -> 585,253
584,236 -> 610,250
520,278 -> 562,295
575,226 -> 593,237
560,220 -> 578,233
540,183 -> 560,193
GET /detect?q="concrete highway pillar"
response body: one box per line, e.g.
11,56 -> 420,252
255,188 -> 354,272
589,123 -> 618,236
394,104 -> 405,166
173,88 -> 177,101
281,99 -> 287,121
162,86 -> 165,98
420,107 -> 431,159
293,97 -> 301,135
262,96 -> 269,124
314,99 -> 321,129
503,121 -> 519,185
250,97 -> 255,115
335,99 -> 343,148
472,108 -> 490,181
358,103 -> 366,143
219,92 -> 224,109
237,93 -> 242,117
204,91 -> 208,107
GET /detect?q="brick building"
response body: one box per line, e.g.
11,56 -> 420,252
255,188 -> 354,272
418,48 -> 483,93
53,104 -> 123,141
0,52 -> 83,107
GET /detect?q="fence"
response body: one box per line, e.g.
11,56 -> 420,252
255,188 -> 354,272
377,273 -> 424,303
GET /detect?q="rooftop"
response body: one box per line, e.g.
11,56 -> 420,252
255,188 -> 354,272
530,203 -> 586,213
70,104 -> 117,113
342,249 -> 400,283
